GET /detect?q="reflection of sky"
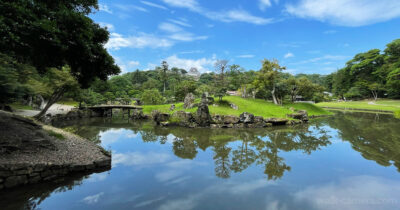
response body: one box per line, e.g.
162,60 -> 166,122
36,122 -> 400,210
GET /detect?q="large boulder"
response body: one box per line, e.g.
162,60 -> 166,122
171,111 -> 197,127
196,93 -> 212,127
183,93 -> 195,109
287,110 -> 308,122
151,110 -> 170,125
264,118 -> 289,126
223,115 -> 240,124
239,112 -> 255,123
131,109 -> 147,120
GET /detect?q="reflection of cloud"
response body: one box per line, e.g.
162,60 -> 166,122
207,179 -> 276,195
294,176 -> 400,210
82,192 -> 104,204
87,172 -> 108,182
135,196 -> 166,208
156,179 -> 274,209
165,176 -> 191,185
155,160 -> 207,182
158,195 -> 197,210
113,152 -> 170,167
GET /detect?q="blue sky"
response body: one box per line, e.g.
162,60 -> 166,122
91,0 -> 400,75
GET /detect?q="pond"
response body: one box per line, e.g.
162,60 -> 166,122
1,111 -> 400,210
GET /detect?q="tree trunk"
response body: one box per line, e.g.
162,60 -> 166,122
34,88 -> 65,119
371,90 -> 378,101
37,94 -> 46,110
271,86 -> 279,105
27,96 -> 32,107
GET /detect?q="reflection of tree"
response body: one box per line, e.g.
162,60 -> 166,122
213,142 -> 232,178
173,137 -> 198,159
0,169 -> 109,210
58,117 -> 332,180
327,112 -> 400,171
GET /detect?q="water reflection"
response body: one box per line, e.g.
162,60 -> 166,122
62,118 -> 332,180
326,111 -> 400,171
3,112 -> 400,210
0,169 -> 109,210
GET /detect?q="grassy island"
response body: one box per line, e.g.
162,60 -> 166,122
143,96 -> 331,118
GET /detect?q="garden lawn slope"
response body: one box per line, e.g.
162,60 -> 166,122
317,100 -> 400,113
143,96 -> 331,118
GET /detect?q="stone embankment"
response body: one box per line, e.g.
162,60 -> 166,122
0,111 -> 111,190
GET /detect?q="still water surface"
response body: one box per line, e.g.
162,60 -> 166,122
1,111 -> 400,210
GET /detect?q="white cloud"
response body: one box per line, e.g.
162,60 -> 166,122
286,0 -> 400,26
237,54 -> 255,58
162,0 -> 273,25
259,0 -> 272,11
105,33 -> 173,50
159,22 -> 183,33
165,55 -> 217,72
98,22 -> 114,31
99,4 -> 112,14
128,61 -> 140,67
168,33 -> 208,42
141,1 -> 168,10
168,19 -> 192,27
82,192 -> 104,204
159,22 -> 208,42
162,0 -> 201,12
114,4 -> 148,12
284,52 -> 294,58
207,10 -> 274,25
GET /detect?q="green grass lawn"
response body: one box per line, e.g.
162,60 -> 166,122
10,102 -> 34,110
58,100 -> 79,107
316,99 -> 400,112
143,96 -> 331,118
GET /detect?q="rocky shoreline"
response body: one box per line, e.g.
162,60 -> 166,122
0,111 -> 111,190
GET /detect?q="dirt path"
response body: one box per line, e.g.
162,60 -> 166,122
14,104 -> 75,117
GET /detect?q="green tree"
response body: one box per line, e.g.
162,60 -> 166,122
253,59 -> 286,105
141,89 -> 164,105
175,80 -> 197,101
35,67 -> 79,118
0,0 -> 120,87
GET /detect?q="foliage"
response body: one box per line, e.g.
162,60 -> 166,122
0,0 -> 120,87
141,89 -> 164,105
143,96 -> 331,118
47,130 -> 65,140
253,59 -> 286,105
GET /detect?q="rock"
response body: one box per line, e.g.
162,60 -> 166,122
196,93 -> 212,127
183,93 -> 195,109
212,115 -> 224,124
233,123 -> 245,128
4,175 -> 28,188
223,115 -> 240,124
287,110 -> 308,122
239,112 -> 255,123
254,116 -> 264,123
151,110 -> 170,125
230,103 -> 239,110
131,109 -> 147,120
264,118 -> 289,125
170,104 -> 176,111
172,111 -> 197,127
